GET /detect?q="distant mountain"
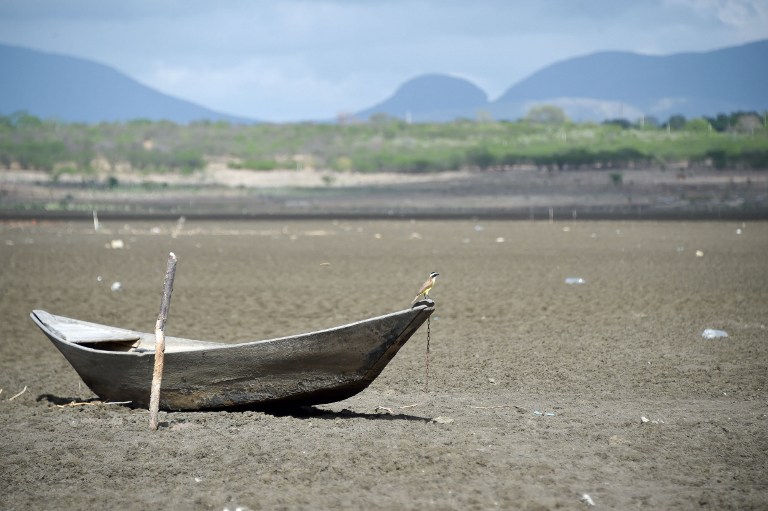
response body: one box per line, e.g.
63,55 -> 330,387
354,74 -> 489,122
2,39 -> 766,124
358,39 -> 768,123
0,44 -> 255,124
490,39 -> 768,121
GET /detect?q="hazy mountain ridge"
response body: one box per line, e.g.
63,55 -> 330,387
1,39 -> 766,124
489,39 -> 768,121
0,44 -> 254,124
360,39 -> 768,122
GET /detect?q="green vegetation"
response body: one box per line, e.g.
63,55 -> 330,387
1,110 -> 767,175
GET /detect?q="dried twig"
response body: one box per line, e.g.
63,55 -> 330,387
374,403 -> 421,415
8,385 -> 28,401
149,252 -> 178,431
469,404 -> 527,412
56,400 -> 132,408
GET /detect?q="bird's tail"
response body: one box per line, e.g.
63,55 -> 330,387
411,294 -> 420,304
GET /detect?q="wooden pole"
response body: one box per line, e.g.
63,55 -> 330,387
149,252 -> 178,431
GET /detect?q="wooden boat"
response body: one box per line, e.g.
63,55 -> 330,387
30,300 -> 434,411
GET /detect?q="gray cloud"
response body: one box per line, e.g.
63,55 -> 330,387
1,0 -> 766,121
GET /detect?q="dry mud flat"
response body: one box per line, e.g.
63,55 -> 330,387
2,167 -> 768,219
1,219 -> 767,510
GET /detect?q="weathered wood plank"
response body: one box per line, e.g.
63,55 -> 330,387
33,310 -> 140,343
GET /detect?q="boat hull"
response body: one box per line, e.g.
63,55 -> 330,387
30,302 -> 434,410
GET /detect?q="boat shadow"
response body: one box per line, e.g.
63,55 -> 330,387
37,394 -> 432,422
257,404 -> 433,423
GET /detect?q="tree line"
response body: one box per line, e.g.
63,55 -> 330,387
0,109 -> 766,175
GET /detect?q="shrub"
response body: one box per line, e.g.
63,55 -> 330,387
466,147 -> 496,168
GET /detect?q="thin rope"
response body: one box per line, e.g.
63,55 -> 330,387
424,316 -> 431,392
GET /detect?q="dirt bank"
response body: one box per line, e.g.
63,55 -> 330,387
2,167 -> 768,220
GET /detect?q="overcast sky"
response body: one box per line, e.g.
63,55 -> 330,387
1,0 -> 767,122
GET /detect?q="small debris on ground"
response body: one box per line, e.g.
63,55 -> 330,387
431,416 -> 454,425
8,385 -> 27,401
56,400 -> 131,408
702,328 -> 728,339
608,435 -> 630,446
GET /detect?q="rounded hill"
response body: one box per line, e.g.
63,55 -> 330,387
355,73 -> 489,122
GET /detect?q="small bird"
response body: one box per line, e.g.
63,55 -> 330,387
412,272 -> 439,303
